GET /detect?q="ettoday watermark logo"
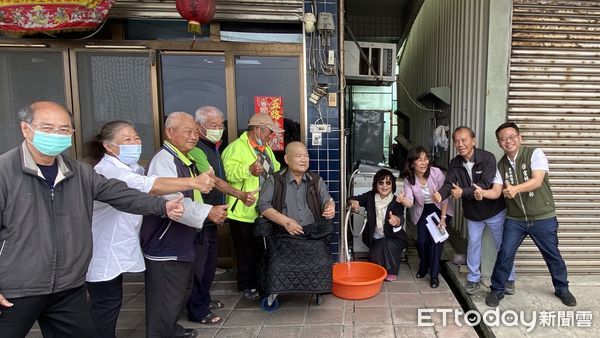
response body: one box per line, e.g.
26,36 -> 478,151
417,308 -> 592,332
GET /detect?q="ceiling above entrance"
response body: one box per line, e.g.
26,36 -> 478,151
344,0 -> 423,46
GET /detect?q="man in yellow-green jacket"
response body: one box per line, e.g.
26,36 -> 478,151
221,113 -> 282,300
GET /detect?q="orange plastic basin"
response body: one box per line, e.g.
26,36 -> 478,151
332,262 -> 387,300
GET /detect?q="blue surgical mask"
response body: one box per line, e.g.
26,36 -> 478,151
27,125 -> 72,156
112,144 -> 142,165
256,128 -> 263,147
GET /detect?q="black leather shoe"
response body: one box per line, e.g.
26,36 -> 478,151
485,292 -> 504,307
175,328 -> 198,338
430,277 -> 439,288
415,271 -> 426,279
555,290 -> 577,307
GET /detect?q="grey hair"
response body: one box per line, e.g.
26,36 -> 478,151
165,111 -> 193,129
96,120 -> 134,144
195,106 -> 224,124
87,120 -> 134,163
18,101 -> 74,125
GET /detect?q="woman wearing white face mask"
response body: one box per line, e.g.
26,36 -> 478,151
85,120 -> 215,338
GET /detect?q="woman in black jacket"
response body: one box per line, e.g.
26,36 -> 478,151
349,169 -> 408,281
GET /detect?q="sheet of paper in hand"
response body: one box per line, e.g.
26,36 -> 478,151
425,212 -> 449,243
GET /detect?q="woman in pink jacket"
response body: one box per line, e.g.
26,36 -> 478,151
397,146 -> 454,288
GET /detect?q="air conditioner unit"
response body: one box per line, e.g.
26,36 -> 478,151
344,41 -> 396,85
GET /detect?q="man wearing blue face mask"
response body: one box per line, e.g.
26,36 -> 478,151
85,120 -> 217,338
0,101 -> 186,337
221,113 -> 283,300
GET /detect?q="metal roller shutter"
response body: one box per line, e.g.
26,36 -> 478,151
110,0 -> 303,22
509,0 -> 600,274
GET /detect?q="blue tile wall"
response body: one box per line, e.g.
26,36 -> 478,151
304,0 -> 341,261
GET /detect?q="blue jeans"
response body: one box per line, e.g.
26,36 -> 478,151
466,209 -> 516,283
490,217 -> 569,294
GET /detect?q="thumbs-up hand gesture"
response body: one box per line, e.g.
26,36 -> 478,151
195,168 -> 215,194
503,180 -> 517,199
249,158 -> 264,177
322,198 -> 335,219
432,190 -> 442,204
451,182 -> 463,200
349,199 -> 360,212
473,184 -> 484,201
396,192 -> 408,206
166,194 -> 185,221
208,204 -> 228,224
240,188 -> 259,207
388,211 -> 401,227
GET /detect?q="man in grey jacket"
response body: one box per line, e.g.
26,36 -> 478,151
0,101 -> 184,337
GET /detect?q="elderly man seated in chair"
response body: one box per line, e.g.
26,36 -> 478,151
255,141 -> 335,297
258,141 -> 335,233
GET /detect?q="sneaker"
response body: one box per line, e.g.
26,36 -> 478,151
505,281 -> 515,295
485,292 -> 504,307
242,288 -> 260,301
555,290 -> 577,307
464,281 -> 480,295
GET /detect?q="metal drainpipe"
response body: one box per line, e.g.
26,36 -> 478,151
338,0 -> 348,263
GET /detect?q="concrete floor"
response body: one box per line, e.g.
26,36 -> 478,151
446,263 -> 600,338
26,258 -> 475,338
25,252 -> 600,337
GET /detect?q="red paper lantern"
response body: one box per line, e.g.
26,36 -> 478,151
176,0 -> 216,34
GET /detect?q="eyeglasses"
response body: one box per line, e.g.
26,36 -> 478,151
498,134 -> 519,143
378,181 -> 392,186
30,124 -> 74,135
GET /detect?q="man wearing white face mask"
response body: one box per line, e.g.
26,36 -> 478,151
184,106 -> 239,324
86,120 -> 216,338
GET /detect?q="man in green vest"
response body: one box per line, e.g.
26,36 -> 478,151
485,122 -> 576,307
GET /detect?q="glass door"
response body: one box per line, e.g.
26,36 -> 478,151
0,50 -> 68,154
72,50 -> 156,163
160,53 -> 227,147
234,55 -> 302,163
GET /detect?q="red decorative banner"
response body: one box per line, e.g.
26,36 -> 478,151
0,0 -> 114,34
254,96 -> 284,151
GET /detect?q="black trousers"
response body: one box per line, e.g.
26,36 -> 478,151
0,285 -> 93,338
415,203 -> 450,278
144,259 -> 194,338
85,274 -> 123,338
369,237 -> 407,275
229,219 -> 264,291
187,226 -> 219,321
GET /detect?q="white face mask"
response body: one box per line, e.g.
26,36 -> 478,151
200,123 -> 224,143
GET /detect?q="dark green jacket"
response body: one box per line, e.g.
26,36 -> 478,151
498,146 -> 555,221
